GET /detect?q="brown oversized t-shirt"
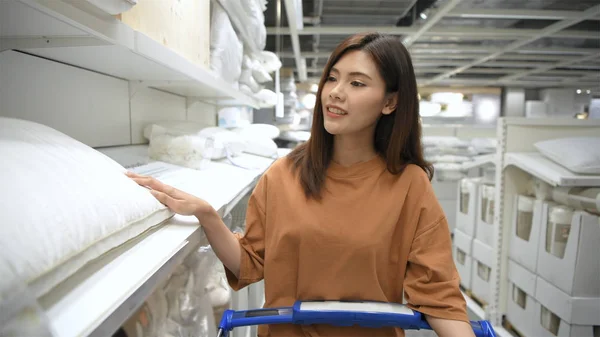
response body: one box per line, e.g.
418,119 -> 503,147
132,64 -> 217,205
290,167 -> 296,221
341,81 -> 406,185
225,155 -> 469,336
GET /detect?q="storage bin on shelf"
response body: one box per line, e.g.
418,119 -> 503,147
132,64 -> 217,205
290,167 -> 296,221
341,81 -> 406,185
117,0 -> 210,68
506,259 -> 539,337
470,238 -> 493,306
475,183 -> 495,246
456,177 -> 481,237
536,204 -> 600,297
509,195 -> 542,273
534,276 -> 600,337
452,229 -> 474,290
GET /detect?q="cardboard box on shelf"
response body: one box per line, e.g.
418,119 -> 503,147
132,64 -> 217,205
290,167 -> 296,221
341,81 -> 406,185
534,276 -> 600,337
453,228 -> 474,290
536,205 -> 600,297
475,183 -> 495,246
508,195 -> 542,273
456,178 -> 481,237
471,238 -> 493,306
506,259 -> 540,337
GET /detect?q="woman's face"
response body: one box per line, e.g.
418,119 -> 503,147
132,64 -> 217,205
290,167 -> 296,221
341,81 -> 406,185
321,50 -> 396,136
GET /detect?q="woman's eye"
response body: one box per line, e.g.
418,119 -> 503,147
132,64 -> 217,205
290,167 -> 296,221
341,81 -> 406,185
326,76 -> 336,82
351,81 -> 365,87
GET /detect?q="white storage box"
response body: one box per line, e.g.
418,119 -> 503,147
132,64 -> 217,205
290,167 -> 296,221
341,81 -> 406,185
536,204 -> 600,297
506,259 -> 540,337
471,238 -> 493,306
456,178 -> 481,237
535,276 -> 600,337
509,195 -> 541,273
453,229 -> 474,290
475,184 -> 496,246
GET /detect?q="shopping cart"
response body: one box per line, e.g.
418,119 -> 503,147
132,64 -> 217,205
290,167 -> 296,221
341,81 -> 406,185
216,300 -> 496,337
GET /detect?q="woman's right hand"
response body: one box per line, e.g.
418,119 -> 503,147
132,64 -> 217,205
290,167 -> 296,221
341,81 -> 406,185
126,171 -> 214,219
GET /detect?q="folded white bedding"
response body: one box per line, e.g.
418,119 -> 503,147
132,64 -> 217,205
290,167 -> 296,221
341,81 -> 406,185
0,117 -> 173,299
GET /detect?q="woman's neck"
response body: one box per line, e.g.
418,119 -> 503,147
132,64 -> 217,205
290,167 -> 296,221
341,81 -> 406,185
332,131 -> 377,167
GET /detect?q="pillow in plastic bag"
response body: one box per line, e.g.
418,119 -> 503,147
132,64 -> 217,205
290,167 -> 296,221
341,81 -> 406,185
235,123 -> 281,140
217,0 -> 266,52
534,137 -> 600,174
434,163 -> 467,181
254,89 -> 278,108
240,69 -> 262,93
258,51 -> 282,73
143,120 -> 210,140
428,155 -> 473,164
251,58 -> 273,83
470,137 -> 498,154
198,127 -> 246,158
210,1 -> 243,85
422,136 -> 470,148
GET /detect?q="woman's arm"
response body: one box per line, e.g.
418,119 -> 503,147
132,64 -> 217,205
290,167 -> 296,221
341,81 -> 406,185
426,315 -> 475,337
126,171 -> 243,277
199,208 -> 243,277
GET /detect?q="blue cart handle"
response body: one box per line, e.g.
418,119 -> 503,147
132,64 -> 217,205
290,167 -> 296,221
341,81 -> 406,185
217,300 -> 496,337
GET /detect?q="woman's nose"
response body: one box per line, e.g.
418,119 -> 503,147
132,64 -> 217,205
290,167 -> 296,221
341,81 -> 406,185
329,84 -> 344,101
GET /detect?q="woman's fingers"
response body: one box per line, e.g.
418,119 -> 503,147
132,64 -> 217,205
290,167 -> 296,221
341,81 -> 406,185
150,189 -> 177,208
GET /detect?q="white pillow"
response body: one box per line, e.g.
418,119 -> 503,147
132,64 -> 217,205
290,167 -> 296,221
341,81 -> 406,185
422,136 -> 469,149
143,120 -> 210,140
0,117 -> 173,298
198,127 -> 246,159
234,123 -> 280,140
534,137 -> 600,174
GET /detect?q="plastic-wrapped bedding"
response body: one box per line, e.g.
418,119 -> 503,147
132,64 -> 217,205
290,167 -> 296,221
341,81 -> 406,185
257,51 -> 282,73
210,1 -> 243,86
216,0 -> 266,52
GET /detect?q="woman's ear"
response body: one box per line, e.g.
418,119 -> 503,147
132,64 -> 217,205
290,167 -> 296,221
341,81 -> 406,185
382,93 -> 398,115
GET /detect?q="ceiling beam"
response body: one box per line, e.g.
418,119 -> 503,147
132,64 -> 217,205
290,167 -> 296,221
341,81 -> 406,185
283,0 -> 307,82
403,0 -> 463,47
421,4 -> 600,87
266,26 -> 599,40
415,78 -> 600,88
305,67 -> 593,76
277,47 -> 600,59
498,52 -> 600,82
446,8 -> 600,21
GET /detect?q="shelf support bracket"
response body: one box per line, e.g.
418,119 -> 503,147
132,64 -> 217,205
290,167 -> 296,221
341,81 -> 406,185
186,97 -> 205,110
128,80 -> 147,100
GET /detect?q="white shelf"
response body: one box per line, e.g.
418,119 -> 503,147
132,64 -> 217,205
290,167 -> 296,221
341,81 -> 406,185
504,152 -> 600,187
44,217 -> 203,337
494,326 -> 518,337
41,154 -> 275,337
462,154 -> 497,170
462,290 -> 486,322
0,0 -> 260,108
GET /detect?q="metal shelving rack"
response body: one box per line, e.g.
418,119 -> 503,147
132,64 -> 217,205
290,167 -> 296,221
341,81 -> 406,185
488,117 -> 600,332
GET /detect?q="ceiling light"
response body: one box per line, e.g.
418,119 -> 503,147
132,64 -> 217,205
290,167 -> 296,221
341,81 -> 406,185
576,89 -> 582,94
586,90 -> 591,94
420,12 -> 428,20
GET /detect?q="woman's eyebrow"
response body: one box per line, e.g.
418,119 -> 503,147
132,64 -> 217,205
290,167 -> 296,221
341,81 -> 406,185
330,67 -> 372,80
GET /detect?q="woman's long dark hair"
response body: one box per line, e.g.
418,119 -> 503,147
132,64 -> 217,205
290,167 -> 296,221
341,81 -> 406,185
288,32 -> 433,200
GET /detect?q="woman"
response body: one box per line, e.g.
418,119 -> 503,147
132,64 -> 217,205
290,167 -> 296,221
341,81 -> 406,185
128,32 -> 474,337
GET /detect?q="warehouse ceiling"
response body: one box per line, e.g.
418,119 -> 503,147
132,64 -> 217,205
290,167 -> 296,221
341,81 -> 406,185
264,0 -> 600,93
